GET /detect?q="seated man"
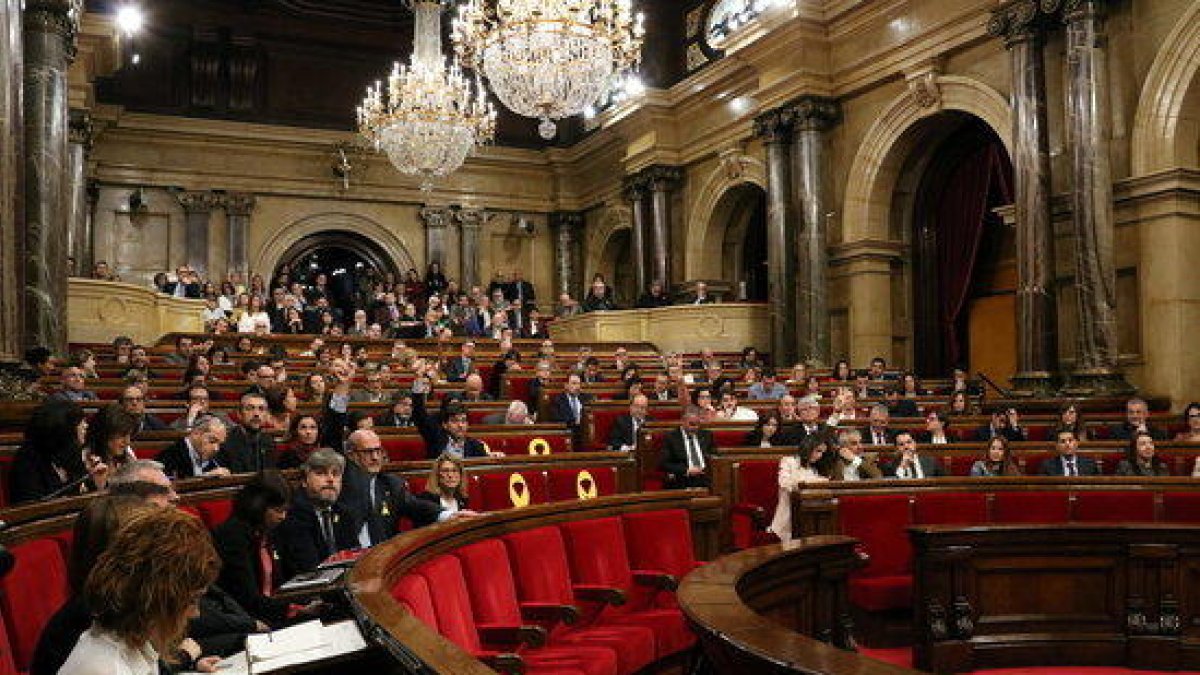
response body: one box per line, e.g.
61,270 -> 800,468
660,406 -> 716,489
715,390 -> 758,421
863,404 -> 895,447
444,341 -> 476,383
274,449 -> 362,580
608,394 -> 651,452
831,429 -> 883,481
119,384 -> 168,433
48,366 -> 97,402
349,369 -> 391,404
636,280 -> 671,308
1110,397 -> 1168,441
340,430 -> 452,545
884,386 -> 920,418
649,373 -> 675,402
551,373 -> 593,441
974,407 -> 1026,442
158,415 -> 232,480
782,395 -> 834,444
888,431 -> 946,479
412,378 -> 498,459
217,391 -> 278,473
747,369 -> 788,400
448,373 -> 494,402
374,391 -> 415,428
1039,429 -> 1099,476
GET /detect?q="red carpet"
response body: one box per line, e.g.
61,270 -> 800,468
857,647 -> 1197,674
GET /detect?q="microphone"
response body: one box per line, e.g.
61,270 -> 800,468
42,471 -> 94,501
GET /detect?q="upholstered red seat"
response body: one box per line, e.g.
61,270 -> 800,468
730,460 -> 781,550
546,468 -> 617,502
502,527 -> 657,674
913,493 -> 988,525
1162,492 -> 1200,523
1074,491 -> 1155,522
559,517 -> 695,658
0,538 -> 69,670
992,491 -> 1071,523
838,495 -> 913,612
947,455 -> 977,476
588,408 -> 626,451
474,471 -> 549,511
197,498 -> 234,529
484,433 -> 573,456
622,510 -> 701,609
379,436 -> 427,462
390,573 -> 438,629
0,611 -> 17,675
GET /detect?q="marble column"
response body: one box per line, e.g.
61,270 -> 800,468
622,176 -> 650,294
990,1 -> 1060,395
1058,0 -> 1133,394
0,0 -> 24,362
65,108 -> 92,275
22,0 -> 77,353
754,107 -> 799,369
645,165 -> 681,289
420,206 -> 451,269
175,191 -> 219,276
791,96 -> 839,368
224,193 -> 255,279
551,211 -> 585,299
456,208 -> 484,289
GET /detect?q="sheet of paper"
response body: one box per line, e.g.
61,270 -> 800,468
249,620 -> 368,674
246,619 -> 327,663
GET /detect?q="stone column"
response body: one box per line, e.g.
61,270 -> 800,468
23,0 -> 77,353
175,191 -> 219,276
456,208 -> 484,289
420,206 -> 451,269
224,193 -> 255,279
754,107 -> 799,368
622,176 -> 650,294
990,1 -> 1060,395
791,96 -> 840,368
551,211 -> 584,299
645,165 -> 681,289
0,0 -> 24,362
65,108 -> 92,275
1058,0 -> 1132,394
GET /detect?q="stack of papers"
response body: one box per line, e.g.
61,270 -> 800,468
188,620 -> 368,674
277,567 -> 344,593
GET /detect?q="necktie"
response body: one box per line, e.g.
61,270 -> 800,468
571,395 -> 580,423
1065,458 -> 1076,477
685,432 -> 704,470
875,430 -> 884,445
319,508 -> 337,557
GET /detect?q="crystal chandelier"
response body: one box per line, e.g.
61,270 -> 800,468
452,0 -> 645,140
357,0 -> 496,185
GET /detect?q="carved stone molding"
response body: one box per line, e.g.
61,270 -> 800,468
550,211 -> 585,231
644,165 -> 682,193
419,206 -> 452,229
753,106 -> 796,144
22,0 -> 79,40
175,190 -> 221,214
988,0 -> 1044,46
717,143 -> 752,181
790,95 -> 841,132
622,174 -> 649,202
224,192 -> 257,217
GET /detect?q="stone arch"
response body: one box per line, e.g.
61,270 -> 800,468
685,155 -> 767,279
841,75 -> 1013,243
254,212 -> 417,282
1131,0 -> 1200,176
584,204 -> 632,282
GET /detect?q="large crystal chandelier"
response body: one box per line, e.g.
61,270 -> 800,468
357,0 -> 496,185
452,0 -> 645,140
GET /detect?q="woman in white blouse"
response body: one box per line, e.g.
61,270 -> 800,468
237,294 -> 271,334
768,436 -> 831,543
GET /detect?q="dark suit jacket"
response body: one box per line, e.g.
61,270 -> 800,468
272,490 -> 362,580
551,392 -> 593,429
507,280 -> 536,303
660,428 -> 716,488
862,427 -> 897,447
887,399 -> 920,418
1038,454 -> 1100,476
607,414 -> 650,452
830,455 -> 885,480
211,516 -> 291,624
412,392 -> 488,459
217,425 -> 278,474
444,356 -> 474,382
158,437 -> 223,479
888,454 -> 946,478
636,293 -> 671,308
974,425 -> 1026,443
682,294 -> 715,305
165,281 -> 202,298
136,413 -> 169,433
339,462 -> 441,543
1109,423 -> 1169,441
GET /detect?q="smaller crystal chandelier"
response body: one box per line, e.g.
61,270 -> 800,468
357,0 -> 496,185
453,0 -> 645,140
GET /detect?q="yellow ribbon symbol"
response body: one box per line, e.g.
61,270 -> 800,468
576,470 -> 598,500
483,441 -> 492,455
528,438 -> 552,456
508,473 -> 531,508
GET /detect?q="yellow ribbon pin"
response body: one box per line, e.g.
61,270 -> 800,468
528,438 -> 551,456
576,470 -> 598,500
508,473 -> 531,508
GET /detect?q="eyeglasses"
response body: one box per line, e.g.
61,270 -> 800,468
122,396 -> 145,402
355,447 -> 385,457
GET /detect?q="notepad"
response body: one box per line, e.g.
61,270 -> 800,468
277,566 -> 344,593
244,620 -> 368,674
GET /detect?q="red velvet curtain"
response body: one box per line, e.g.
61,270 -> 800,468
934,144 -> 1013,368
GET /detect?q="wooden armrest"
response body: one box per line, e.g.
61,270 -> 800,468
573,584 -> 627,606
632,570 -> 678,592
519,602 -> 581,625
478,624 -> 547,649
479,652 -> 525,675
730,503 -> 767,527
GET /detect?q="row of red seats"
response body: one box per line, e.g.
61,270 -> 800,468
391,509 -> 700,675
405,468 -> 620,511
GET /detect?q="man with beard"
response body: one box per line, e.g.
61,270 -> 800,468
273,449 -> 362,579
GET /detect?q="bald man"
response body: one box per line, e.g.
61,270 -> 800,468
339,429 -> 448,546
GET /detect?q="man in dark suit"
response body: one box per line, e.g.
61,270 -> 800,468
864,405 -> 896,447
119,384 -> 168,433
974,408 -> 1026,443
374,392 -> 415,428
884,387 -> 920,418
1039,429 -> 1100,476
412,379 -> 494,459
273,449 -> 362,580
608,394 -> 650,452
636,280 -> 671,308
551,373 -> 593,442
341,430 -> 445,544
888,431 -> 946,479
158,415 -> 232,480
506,269 -> 536,306
649,374 -> 676,402
521,308 -> 549,339
781,395 -> 836,445
165,266 -> 201,298
681,280 -> 715,305
444,341 -> 476,383
661,406 -> 716,489
831,429 -> 885,481
218,391 -> 278,473
1110,398 -> 1169,441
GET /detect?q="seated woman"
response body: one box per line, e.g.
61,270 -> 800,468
1057,402 -> 1089,442
277,414 -> 322,470
746,412 -> 784,448
946,390 -> 973,417
831,359 -> 852,383
969,437 -> 1022,477
87,404 -> 139,473
60,508 -> 221,675
10,399 -> 105,504
416,454 -> 470,517
768,436 -> 831,543
1176,402 -> 1200,442
263,385 -> 298,433
1116,431 -> 1171,476
691,388 -> 718,423
919,410 -> 953,445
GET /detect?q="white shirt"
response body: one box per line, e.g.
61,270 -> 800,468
842,455 -> 864,481
718,406 -> 759,422
59,627 -> 159,675
237,311 -> 271,333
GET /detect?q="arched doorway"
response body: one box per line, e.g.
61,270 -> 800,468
716,184 -> 768,301
274,230 -> 401,319
902,113 -> 1014,377
596,230 -> 636,306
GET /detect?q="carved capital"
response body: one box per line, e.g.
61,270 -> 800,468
68,109 -> 93,148
24,0 -> 80,61
224,193 -> 257,217
1059,0 -> 1105,22
753,106 -> 796,143
717,144 -> 752,181
456,208 -> 485,230
789,96 -> 840,132
420,206 -> 452,230
989,0 -> 1044,46
906,71 -> 942,111
644,165 -> 682,193
175,190 -> 221,214
622,174 -> 649,202
550,211 -> 585,232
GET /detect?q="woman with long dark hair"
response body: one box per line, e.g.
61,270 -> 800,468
211,471 -> 295,626
969,437 -> 1022,477
10,400 -> 102,503
1116,431 -> 1170,476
